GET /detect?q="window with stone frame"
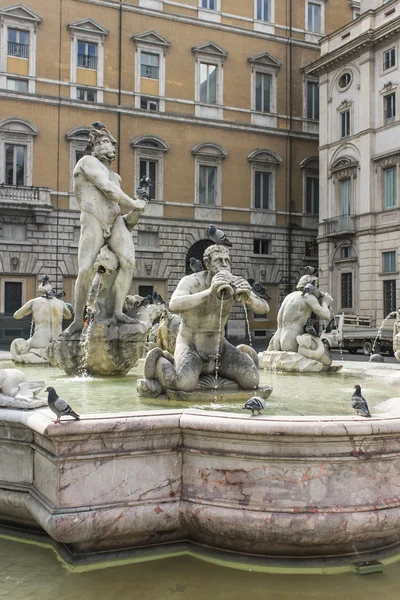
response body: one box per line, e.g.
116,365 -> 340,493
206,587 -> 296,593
132,31 -> 170,113
131,135 -> 169,203
68,18 -> 109,103
383,47 -> 396,71
191,142 -> 226,214
384,92 -> 396,124
383,250 -> 397,273
384,166 -> 397,209
193,42 -> 227,119
306,80 -> 319,120
341,272 -> 353,309
307,1 -> 322,33
256,0 -> 270,22
0,117 -> 37,187
384,279 -> 396,316
6,77 -> 28,92
253,239 -> 270,255
4,281 -> 22,313
1,223 -> 26,241
330,157 -> 358,228
340,109 -> 351,137
137,231 -> 159,248
249,52 -> 280,126
248,149 -> 281,213
300,157 -> 319,215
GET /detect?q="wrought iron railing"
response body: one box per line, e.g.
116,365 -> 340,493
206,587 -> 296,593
77,53 -> 97,69
323,215 -> 356,235
8,41 -> 29,58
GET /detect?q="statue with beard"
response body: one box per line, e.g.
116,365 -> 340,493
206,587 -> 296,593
65,124 -> 148,334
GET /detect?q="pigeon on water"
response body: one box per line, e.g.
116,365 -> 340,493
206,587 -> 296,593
351,385 -> 371,418
243,396 -> 266,416
301,280 -> 316,297
46,387 -> 80,424
247,278 -> 271,302
190,257 -> 204,273
208,224 -> 233,247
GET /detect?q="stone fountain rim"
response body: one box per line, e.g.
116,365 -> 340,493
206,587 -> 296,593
2,406 -> 400,438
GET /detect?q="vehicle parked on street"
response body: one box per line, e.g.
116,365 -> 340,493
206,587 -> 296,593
320,313 -> 395,356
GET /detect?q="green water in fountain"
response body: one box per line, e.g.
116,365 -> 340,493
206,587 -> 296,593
1,536 -> 400,599
1,359 -> 399,416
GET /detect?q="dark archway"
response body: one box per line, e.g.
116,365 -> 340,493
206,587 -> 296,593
186,239 -> 214,275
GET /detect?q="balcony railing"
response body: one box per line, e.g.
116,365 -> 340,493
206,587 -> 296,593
323,214 -> 356,236
77,53 -> 97,69
8,42 -> 29,58
0,184 -> 51,206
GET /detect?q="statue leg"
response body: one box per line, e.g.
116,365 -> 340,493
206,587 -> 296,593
109,219 -> 136,322
143,345 -> 202,392
218,341 -> 260,390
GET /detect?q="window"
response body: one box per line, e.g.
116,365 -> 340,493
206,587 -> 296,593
255,73 -> 271,112
7,28 -> 29,58
306,81 -> 319,120
4,282 -> 22,314
341,273 -> 353,308
384,167 -> 396,209
141,52 -> 159,80
1,223 -> 26,241
383,251 -> 396,273
384,93 -> 396,124
77,87 -> 97,102
306,176 -> 319,214
137,231 -> 159,248
384,280 -> 396,316
340,178 -> 351,216
255,171 -> 270,209
139,285 -> 154,298
202,0 -> 216,7
256,0 -> 269,21
7,78 -> 28,92
77,41 -> 97,69
199,165 -> 216,205
200,63 -> 217,104
338,72 -> 351,89
5,144 -> 26,185
307,2 -> 321,33
140,159 -> 157,200
140,97 -> 159,111
305,241 -> 318,258
383,47 -> 396,71
341,110 -> 350,137
340,245 -> 354,259
253,239 -> 270,254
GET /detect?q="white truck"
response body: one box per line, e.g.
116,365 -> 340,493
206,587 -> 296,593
320,313 -> 395,356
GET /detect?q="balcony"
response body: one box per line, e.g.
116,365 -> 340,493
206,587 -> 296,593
322,214 -> 356,237
0,185 -> 52,222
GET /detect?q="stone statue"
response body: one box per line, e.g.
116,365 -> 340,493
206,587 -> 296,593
261,270 -> 339,372
0,368 -> 46,409
10,277 -> 72,364
138,245 -> 273,401
393,307 -> 400,361
46,123 -> 151,376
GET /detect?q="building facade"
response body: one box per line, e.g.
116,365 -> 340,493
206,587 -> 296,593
0,0 -> 354,346
306,0 -> 400,322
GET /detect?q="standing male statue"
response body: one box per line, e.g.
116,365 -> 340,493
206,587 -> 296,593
141,245 -> 269,395
66,123 -> 148,334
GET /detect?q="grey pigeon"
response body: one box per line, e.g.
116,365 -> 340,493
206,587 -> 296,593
190,257 -> 204,273
208,224 -> 232,247
351,385 -> 371,418
243,396 -> 266,416
247,278 -> 271,302
139,175 -> 153,189
304,319 -> 319,337
301,280 -> 316,297
153,291 -> 165,305
92,121 -> 105,130
41,274 -> 50,283
46,387 -> 80,424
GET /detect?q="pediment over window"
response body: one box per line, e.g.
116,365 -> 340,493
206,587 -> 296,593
191,142 -> 227,158
330,156 -> 358,173
68,18 -> 109,37
248,149 -> 281,165
66,125 -> 91,141
132,30 -> 171,49
300,156 -> 319,170
0,117 -> 37,135
248,52 -> 281,71
131,135 -> 169,152
192,42 -> 228,57
0,3 -> 41,24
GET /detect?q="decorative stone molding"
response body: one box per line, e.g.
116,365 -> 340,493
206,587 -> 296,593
337,98 -> 353,111
131,135 -> 169,208
0,116 -> 37,186
132,31 -> 170,112
192,42 -> 227,120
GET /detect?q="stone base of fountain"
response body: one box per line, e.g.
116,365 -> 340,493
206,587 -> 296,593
260,350 -> 342,373
47,320 -> 151,376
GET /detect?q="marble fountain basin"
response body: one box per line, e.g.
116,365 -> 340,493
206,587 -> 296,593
2,358 -> 400,567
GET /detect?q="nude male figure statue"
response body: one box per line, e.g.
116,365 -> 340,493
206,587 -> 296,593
144,245 -> 269,392
66,124 -> 147,334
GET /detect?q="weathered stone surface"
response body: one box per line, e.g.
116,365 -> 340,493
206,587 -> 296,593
165,384 -> 273,403
260,350 -> 342,373
0,369 -> 46,409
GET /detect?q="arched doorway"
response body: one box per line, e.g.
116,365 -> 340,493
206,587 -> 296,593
185,239 -> 214,275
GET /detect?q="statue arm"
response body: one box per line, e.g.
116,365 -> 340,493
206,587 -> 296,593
79,157 -> 146,210
13,300 -> 34,320
246,294 -> 269,315
169,284 -> 211,313
307,293 -> 333,321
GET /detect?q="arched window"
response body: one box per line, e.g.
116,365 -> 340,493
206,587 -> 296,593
131,135 -> 169,207
0,117 -> 38,186
248,149 -> 281,218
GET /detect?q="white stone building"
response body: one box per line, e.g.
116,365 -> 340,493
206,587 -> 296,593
306,0 -> 400,321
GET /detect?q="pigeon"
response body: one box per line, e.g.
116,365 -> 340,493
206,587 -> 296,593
41,274 -> 50,283
153,291 -> 165,305
242,396 -> 266,416
92,121 -> 105,130
351,385 -> 371,418
139,176 -> 153,189
46,387 -> 80,424
304,319 -> 319,337
247,278 -> 271,302
208,224 -> 232,247
190,257 -> 204,273
301,280 -> 316,297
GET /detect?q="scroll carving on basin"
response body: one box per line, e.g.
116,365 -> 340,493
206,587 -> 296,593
137,244 -> 273,402
261,267 -> 342,372
10,276 -> 72,365
0,368 -> 46,409
46,123 -> 152,376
